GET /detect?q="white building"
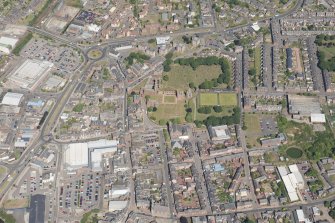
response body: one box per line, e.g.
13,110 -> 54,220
108,201 -> 128,212
0,36 -> 18,54
310,113 -> 326,123
64,143 -> 89,170
1,92 -> 23,106
7,59 -> 54,90
156,36 -> 170,45
277,165 -> 305,202
208,125 -> 231,142
65,139 -> 119,171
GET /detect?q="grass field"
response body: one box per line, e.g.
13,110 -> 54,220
3,198 -> 29,209
131,78 -> 148,92
199,93 -> 218,106
164,95 -> 176,103
319,46 -> 335,60
162,64 -> 222,90
218,93 -> 238,106
198,92 -> 237,106
0,166 -> 7,175
244,114 -> 262,147
149,103 -> 186,123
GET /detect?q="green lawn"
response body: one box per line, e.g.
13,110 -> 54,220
244,114 -> 262,147
162,64 -> 222,90
164,95 -> 176,103
73,103 -> 85,112
149,103 -> 186,123
218,93 -> 237,106
199,93 -> 218,106
319,46 -> 335,60
198,92 -> 237,106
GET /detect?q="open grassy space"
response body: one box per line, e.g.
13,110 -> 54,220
65,0 -> 82,7
199,93 -> 218,106
0,166 -> 7,175
149,103 -> 186,123
164,95 -> 176,103
244,113 -> 262,147
130,78 -> 148,92
218,93 -> 237,106
198,92 -> 237,106
319,46 -> 335,60
3,198 -> 29,209
162,64 -> 222,91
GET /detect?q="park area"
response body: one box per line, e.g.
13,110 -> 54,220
198,92 -> 237,107
146,93 -> 186,124
161,64 -> 222,91
277,115 -> 335,160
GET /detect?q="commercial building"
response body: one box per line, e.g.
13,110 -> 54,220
108,200 -> 128,212
310,113 -> 326,123
89,139 -> 118,171
64,143 -> 89,170
7,59 -> 54,90
156,36 -> 170,46
277,165 -> 304,202
64,139 -> 119,171
208,125 -> 231,142
0,36 -> 18,54
288,94 -> 321,116
1,92 -> 23,106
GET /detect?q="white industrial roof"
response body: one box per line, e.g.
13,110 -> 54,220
88,139 -> 118,149
90,147 -> 117,171
251,23 -> 260,32
289,164 -> 305,187
310,113 -> 326,123
1,92 -> 23,106
0,36 -> 18,48
296,209 -> 305,222
108,201 -> 128,211
65,143 -> 89,169
156,36 -> 170,45
277,166 -> 289,177
8,59 -> 53,90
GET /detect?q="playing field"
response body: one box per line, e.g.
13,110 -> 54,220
199,92 -> 237,106
199,93 -> 218,106
218,93 -> 237,106
162,64 -> 222,90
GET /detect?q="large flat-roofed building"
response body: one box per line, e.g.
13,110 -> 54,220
6,59 -> 54,90
64,143 -> 89,170
65,139 -> 119,171
310,113 -> 326,123
0,36 -> 18,54
89,139 -> 118,171
288,94 -> 321,116
1,92 -> 23,106
208,125 -> 231,142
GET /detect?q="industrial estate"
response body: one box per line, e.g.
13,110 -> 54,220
1,0 -> 335,223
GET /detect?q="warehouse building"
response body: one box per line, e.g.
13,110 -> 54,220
288,94 -> 321,116
64,139 -> 119,171
310,113 -> 326,123
1,92 -> 24,106
277,165 -> 304,202
6,59 -> 54,90
64,143 -> 89,170
0,36 -> 18,54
